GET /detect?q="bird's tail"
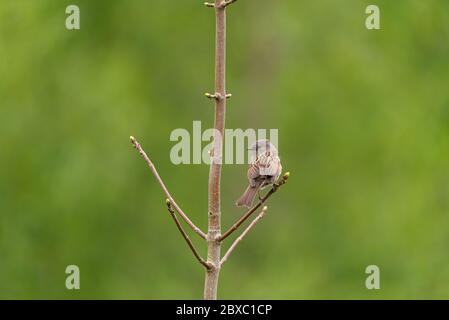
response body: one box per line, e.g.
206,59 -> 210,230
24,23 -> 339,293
236,183 -> 262,208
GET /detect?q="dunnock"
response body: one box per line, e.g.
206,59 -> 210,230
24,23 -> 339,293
236,140 -> 282,207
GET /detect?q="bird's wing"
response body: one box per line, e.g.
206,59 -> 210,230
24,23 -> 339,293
247,163 -> 260,180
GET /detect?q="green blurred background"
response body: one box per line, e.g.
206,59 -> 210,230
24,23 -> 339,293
0,0 -> 448,299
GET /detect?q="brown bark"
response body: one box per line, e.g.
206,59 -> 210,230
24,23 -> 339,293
203,0 -> 227,300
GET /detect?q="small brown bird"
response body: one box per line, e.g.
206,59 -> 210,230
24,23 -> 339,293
236,140 -> 282,207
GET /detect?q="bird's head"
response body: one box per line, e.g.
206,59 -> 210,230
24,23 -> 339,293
248,139 -> 278,155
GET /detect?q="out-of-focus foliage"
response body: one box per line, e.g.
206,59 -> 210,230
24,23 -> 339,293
0,0 -> 448,299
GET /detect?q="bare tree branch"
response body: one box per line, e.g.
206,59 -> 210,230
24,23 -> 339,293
165,199 -> 212,270
130,136 -> 207,240
220,0 -> 238,8
203,0 -> 228,300
204,0 -> 237,8
219,172 -> 290,242
130,0 -> 288,300
220,206 -> 268,266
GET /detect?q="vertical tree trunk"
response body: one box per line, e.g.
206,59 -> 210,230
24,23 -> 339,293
204,0 -> 227,300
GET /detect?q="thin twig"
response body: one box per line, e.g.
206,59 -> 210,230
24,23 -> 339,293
219,172 -> 290,242
220,206 -> 268,266
130,136 -> 207,239
204,0 -> 237,8
220,0 -> 238,8
166,199 -> 212,270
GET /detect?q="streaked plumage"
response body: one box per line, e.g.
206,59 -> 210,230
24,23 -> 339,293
236,140 -> 282,207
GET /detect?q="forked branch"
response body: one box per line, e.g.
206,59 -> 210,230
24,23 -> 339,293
166,199 -> 212,270
130,136 -> 207,239
220,206 -> 268,266
204,0 -> 238,9
220,172 -> 290,242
